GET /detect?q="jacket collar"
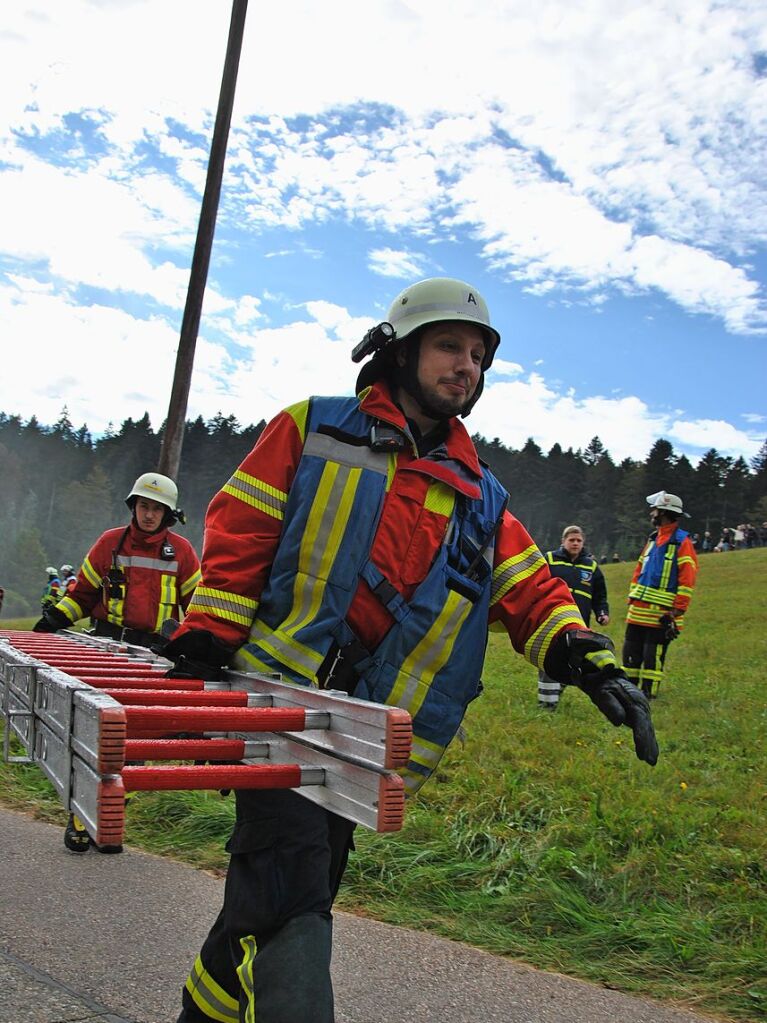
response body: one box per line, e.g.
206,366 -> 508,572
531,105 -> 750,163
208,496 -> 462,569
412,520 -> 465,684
359,380 -> 484,497
555,545 -> 591,563
652,522 -> 679,544
128,519 -> 170,548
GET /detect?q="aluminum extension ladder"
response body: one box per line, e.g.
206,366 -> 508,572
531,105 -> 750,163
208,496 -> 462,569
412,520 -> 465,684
0,630 -> 411,848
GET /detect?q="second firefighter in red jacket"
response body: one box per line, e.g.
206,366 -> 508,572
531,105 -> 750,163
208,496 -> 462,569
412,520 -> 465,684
33,471 -> 201,854
35,472 -> 201,645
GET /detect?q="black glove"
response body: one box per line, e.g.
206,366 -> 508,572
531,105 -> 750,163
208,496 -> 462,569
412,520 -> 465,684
659,613 -> 680,642
162,629 -> 233,682
166,654 -> 224,682
32,607 -> 70,633
565,629 -> 659,766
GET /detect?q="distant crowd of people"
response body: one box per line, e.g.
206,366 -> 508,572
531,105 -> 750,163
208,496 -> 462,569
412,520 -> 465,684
694,522 -> 767,553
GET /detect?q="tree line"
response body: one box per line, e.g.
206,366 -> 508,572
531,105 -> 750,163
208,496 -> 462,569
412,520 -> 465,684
1,407 -> 765,617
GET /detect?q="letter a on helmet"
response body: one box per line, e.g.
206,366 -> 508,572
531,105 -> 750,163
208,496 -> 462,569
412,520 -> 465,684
126,473 -> 179,512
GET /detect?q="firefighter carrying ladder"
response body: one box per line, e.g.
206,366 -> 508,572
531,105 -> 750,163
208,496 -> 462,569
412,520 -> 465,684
0,629 -> 411,849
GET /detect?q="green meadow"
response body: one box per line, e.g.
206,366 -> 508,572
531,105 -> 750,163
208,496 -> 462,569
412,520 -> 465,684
2,549 -> 765,1021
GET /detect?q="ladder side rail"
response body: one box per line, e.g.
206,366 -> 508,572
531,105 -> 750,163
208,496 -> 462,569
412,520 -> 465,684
224,668 -> 412,770
70,756 -> 125,848
33,718 -> 73,804
72,689 -> 127,775
239,731 -> 405,832
2,658 -> 39,765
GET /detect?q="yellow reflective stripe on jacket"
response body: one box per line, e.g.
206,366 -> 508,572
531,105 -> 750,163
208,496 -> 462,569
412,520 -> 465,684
237,935 -> 257,1023
524,603 -> 583,668
677,584 -> 694,598
223,469 -> 287,521
154,573 -> 177,632
285,398 -> 310,441
237,451 -> 378,681
424,481 -> 456,518
658,544 -> 676,590
247,617 -> 323,680
106,596 -> 125,625
490,545 -> 546,605
296,461 -> 360,604
184,953 -> 238,1023
677,555 -> 695,568
584,647 -> 615,672
388,590 -> 472,718
58,596 -> 84,623
187,587 -> 258,627
180,568 -> 201,597
81,557 -> 100,588
628,582 -> 675,607
408,733 -> 445,772
626,605 -> 666,626
386,452 -> 397,491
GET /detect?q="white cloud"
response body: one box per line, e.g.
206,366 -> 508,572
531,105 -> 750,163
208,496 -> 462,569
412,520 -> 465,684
368,249 -> 427,279
669,418 -> 762,459
472,375 -> 670,462
487,358 -> 524,378
0,283 -> 182,434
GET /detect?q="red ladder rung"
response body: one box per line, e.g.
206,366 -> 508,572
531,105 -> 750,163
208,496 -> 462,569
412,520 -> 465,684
124,738 -> 246,760
122,763 -> 303,791
104,690 -> 249,707
124,705 -> 307,733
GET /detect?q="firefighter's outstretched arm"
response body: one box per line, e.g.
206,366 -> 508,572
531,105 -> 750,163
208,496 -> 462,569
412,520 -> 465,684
550,629 -> 659,766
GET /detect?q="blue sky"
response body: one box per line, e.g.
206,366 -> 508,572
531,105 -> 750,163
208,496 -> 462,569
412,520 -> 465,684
1,0 -> 765,465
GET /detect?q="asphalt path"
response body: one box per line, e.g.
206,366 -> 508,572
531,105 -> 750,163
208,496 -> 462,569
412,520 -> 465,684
0,807 -> 725,1023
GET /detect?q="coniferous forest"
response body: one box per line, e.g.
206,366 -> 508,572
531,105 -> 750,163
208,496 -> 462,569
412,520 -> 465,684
1,407 -> 765,617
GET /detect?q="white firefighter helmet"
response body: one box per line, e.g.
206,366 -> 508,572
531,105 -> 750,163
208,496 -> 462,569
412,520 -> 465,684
386,277 -> 500,369
126,472 -> 179,513
646,491 -> 689,518
60,564 -> 74,576
46,566 -> 57,576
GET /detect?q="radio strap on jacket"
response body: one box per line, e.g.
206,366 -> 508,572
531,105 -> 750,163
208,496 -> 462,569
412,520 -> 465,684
102,525 -> 130,604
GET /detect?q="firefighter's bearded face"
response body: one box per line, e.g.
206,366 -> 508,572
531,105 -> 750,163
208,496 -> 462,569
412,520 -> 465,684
134,496 -> 167,534
394,321 -> 486,426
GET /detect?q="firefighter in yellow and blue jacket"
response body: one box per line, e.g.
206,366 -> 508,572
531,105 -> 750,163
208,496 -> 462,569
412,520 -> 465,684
538,524 -> 610,709
162,277 -> 659,1023
623,490 -> 698,698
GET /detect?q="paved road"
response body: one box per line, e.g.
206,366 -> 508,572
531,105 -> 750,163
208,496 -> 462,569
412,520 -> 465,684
0,807 -> 724,1023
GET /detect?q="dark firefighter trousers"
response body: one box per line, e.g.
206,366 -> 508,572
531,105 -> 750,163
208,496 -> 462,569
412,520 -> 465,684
177,788 -> 356,1023
622,623 -> 672,698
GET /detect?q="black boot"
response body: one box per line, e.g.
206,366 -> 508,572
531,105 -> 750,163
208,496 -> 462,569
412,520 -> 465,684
64,813 -> 91,853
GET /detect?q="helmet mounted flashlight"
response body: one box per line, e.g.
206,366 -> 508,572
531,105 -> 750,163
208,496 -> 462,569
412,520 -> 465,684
351,321 -> 395,363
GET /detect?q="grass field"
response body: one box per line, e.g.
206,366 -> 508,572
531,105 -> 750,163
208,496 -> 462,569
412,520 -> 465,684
2,549 -> 766,1021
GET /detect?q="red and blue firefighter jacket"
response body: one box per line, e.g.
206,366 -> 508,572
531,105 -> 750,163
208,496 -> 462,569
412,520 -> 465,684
175,382 -> 583,794
626,522 -> 698,631
54,521 -> 201,636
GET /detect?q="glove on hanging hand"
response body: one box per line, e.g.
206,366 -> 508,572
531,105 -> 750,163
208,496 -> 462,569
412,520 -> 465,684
565,629 -> 659,766
659,613 -> 680,643
32,607 -> 70,633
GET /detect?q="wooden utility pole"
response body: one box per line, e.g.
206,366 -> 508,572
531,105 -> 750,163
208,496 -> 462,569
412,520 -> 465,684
158,0 -> 248,479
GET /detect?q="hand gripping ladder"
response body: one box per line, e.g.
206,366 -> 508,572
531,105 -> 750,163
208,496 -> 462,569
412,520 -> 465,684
0,630 -> 412,848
